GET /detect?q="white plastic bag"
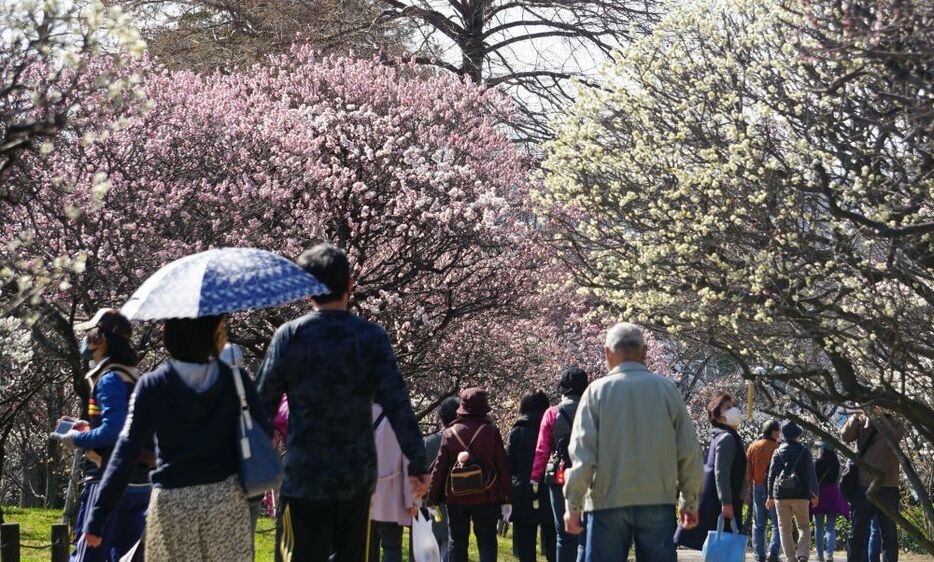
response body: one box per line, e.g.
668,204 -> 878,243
411,509 -> 441,562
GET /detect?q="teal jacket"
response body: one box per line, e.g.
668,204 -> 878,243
563,362 -> 704,513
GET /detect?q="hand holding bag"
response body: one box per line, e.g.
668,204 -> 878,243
702,515 -> 748,562
228,352 -> 283,497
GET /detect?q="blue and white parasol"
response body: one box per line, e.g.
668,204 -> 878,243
122,247 -> 329,320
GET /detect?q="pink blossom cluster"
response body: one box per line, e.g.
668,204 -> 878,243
5,49 -> 642,407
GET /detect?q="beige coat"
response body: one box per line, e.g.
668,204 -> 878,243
371,404 -> 415,525
842,413 -> 905,488
563,362 -> 705,513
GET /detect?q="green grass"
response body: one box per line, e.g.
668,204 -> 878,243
254,516 -> 524,562
1,506 -> 63,562
3,508 -> 526,562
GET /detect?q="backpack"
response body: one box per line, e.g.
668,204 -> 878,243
543,407 -> 574,485
775,446 -> 806,495
447,424 -> 497,497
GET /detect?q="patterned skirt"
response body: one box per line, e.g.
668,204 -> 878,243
145,474 -> 252,562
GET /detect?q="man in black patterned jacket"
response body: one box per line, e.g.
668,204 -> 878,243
256,243 -> 428,562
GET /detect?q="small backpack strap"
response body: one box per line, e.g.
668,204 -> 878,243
467,425 -> 488,448
450,426 -> 470,452
451,424 -> 488,458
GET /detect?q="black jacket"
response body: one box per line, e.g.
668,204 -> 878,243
815,450 -> 841,485
256,310 -> 427,500
768,442 -> 819,500
507,412 -> 549,519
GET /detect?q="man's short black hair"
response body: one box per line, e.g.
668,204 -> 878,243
164,316 -> 223,363
438,396 -> 459,428
297,244 -> 350,304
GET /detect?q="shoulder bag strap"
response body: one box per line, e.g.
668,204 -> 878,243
783,446 -> 806,477
225,351 -> 254,459
858,425 -> 879,459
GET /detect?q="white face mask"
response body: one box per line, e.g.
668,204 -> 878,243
723,407 -> 743,428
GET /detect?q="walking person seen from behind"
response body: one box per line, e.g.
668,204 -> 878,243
84,315 -> 268,561
427,388 -> 513,562
53,309 -> 152,562
255,244 -> 428,562
675,391 -> 748,551
370,403 -> 418,562
766,421 -> 819,562
420,397 -> 459,562
747,419 -> 783,562
563,322 -> 704,562
531,367 -> 589,562
508,389 -> 557,562
811,442 -> 849,562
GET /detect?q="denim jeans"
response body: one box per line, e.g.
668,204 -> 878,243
752,484 -> 780,560
848,486 -> 899,562
869,514 -> 881,562
548,485 -> 585,562
584,504 -> 676,562
814,513 -> 837,560
447,503 -> 498,562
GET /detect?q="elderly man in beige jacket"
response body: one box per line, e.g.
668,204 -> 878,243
562,322 -> 704,562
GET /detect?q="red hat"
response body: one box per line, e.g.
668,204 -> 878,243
456,387 -> 491,416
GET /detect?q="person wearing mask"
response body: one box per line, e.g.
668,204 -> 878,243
675,391 -> 748,550
531,367 -> 589,562
746,419 -> 782,562
842,410 -> 905,562
420,397 -> 459,562
255,244 -> 428,562
766,421 -> 819,562
812,443 -> 849,562
370,404 -> 418,562
508,390 -> 556,562
428,388 -> 512,562
563,323 -> 704,562
52,309 -> 151,562
83,315 -> 269,561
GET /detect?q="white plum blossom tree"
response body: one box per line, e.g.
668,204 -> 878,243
538,0 -> 934,551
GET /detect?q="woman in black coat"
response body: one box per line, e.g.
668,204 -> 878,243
675,391 -> 748,550
507,390 -> 556,562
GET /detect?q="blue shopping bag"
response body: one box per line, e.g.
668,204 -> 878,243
702,515 -> 748,562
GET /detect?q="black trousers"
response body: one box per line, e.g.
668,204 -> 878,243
848,486 -> 900,562
512,512 -> 557,562
447,503 -> 499,562
276,493 -> 371,562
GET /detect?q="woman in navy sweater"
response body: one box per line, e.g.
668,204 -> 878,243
84,315 -> 269,562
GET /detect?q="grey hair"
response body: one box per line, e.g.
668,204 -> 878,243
605,322 -> 645,353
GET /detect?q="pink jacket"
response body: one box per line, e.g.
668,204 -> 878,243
371,404 -> 415,525
531,406 -> 559,483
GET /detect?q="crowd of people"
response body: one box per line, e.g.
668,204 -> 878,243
51,243 -> 908,562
